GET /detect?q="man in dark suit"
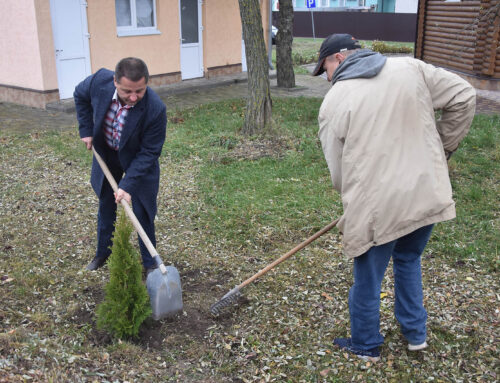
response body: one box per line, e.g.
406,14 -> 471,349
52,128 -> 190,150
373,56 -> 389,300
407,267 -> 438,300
74,57 -> 167,272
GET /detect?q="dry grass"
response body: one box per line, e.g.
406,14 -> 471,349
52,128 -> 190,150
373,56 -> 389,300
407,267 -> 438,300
0,100 -> 498,382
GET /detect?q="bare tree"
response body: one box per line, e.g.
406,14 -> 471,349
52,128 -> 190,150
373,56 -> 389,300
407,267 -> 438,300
239,0 -> 272,135
276,0 -> 295,88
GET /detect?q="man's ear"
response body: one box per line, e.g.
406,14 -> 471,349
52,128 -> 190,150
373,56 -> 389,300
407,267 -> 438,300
335,52 -> 346,63
113,76 -> 118,87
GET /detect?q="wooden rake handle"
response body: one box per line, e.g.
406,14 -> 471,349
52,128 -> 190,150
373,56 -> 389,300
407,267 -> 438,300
238,218 -> 340,289
92,147 -> 166,272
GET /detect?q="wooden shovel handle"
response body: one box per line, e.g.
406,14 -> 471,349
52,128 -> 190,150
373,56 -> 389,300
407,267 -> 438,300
92,147 -> 160,259
238,218 -> 340,289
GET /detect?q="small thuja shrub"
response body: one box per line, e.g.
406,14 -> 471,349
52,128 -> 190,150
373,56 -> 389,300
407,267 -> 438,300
96,208 -> 151,339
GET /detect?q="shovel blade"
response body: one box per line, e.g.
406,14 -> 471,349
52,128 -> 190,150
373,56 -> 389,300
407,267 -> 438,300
146,266 -> 183,320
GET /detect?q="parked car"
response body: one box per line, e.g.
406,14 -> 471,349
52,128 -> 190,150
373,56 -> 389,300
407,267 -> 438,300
272,25 -> 278,45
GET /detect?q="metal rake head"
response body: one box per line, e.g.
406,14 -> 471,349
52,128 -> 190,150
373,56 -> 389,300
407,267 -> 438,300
210,286 -> 241,315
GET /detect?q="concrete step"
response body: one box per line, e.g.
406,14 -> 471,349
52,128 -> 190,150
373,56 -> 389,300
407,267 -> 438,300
46,98 -> 76,113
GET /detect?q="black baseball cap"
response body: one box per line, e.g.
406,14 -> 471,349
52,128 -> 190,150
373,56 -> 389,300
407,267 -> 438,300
312,34 -> 362,76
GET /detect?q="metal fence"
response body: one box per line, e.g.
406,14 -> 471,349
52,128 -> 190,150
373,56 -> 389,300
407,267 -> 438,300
273,11 -> 418,42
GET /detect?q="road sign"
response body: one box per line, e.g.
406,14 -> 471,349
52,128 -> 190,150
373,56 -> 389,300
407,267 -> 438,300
307,0 -> 316,40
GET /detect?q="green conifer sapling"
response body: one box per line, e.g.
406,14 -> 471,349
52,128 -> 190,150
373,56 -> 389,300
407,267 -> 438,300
96,208 -> 152,339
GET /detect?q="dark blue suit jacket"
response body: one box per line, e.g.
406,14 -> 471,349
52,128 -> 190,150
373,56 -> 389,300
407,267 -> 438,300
74,68 -> 167,215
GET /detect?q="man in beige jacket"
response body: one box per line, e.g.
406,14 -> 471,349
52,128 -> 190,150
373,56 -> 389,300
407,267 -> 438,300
313,34 -> 476,362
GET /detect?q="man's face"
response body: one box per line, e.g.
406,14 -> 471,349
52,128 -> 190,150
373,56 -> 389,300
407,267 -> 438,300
323,53 -> 344,82
114,76 -> 147,106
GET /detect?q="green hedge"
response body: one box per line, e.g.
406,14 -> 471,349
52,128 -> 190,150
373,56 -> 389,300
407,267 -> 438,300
370,40 -> 414,54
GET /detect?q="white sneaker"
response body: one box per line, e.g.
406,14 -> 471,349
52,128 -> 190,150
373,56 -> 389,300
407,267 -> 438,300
408,341 -> 428,351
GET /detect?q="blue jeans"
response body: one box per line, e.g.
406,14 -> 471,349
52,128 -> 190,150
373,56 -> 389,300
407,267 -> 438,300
348,224 -> 434,350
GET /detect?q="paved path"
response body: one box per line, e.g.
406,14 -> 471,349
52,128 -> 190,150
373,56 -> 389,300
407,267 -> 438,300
0,71 -> 497,135
160,73 -> 331,110
475,90 -> 500,115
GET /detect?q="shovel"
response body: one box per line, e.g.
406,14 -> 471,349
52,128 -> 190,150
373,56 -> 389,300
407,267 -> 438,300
210,218 -> 339,315
92,147 -> 183,320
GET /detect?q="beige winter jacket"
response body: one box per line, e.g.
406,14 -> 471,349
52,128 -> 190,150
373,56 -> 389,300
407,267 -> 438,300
318,57 -> 476,258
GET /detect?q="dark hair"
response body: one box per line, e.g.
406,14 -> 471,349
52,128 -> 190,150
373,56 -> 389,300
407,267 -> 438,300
115,57 -> 149,83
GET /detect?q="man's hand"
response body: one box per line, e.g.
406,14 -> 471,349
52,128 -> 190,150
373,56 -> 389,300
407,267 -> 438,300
81,137 -> 93,150
114,188 -> 131,204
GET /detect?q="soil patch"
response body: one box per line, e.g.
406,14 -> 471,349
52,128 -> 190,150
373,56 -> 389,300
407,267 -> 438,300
219,136 -> 291,162
180,268 -> 233,293
75,268 -> 241,350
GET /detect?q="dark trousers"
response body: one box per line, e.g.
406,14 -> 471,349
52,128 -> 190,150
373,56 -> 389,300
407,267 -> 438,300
95,148 -> 156,269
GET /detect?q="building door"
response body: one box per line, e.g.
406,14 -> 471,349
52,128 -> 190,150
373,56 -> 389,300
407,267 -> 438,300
50,0 -> 91,99
180,0 -> 203,80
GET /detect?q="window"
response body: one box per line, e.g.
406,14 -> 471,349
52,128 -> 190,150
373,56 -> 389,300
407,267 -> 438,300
320,0 -> 329,6
115,0 -> 160,36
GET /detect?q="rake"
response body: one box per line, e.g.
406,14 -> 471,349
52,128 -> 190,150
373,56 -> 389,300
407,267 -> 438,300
210,218 -> 339,315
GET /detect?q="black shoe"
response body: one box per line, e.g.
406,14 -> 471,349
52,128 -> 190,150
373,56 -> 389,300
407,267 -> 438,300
86,257 -> 107,271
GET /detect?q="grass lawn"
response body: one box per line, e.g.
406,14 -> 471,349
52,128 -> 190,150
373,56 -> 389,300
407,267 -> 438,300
0,96 -> 497,382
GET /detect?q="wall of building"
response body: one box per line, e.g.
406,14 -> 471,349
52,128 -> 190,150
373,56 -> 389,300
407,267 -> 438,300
204,0 -> 242,71
292,0 -> 378,9
0,0 -> 60,107
377,0 -> 395,12
87,0 -> 260,80
1,0 -> 272,108
34,0 -> 58,90
0,0 -> 52,90
86,0 -> 180,78
394,0 -> 417,13
261,0 -> 272,50
204,0 -> 271,76
415,0 -> 500,85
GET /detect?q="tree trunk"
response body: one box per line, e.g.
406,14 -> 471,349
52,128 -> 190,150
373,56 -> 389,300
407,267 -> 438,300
239,0 -> 272,136
277,0 -> 295,88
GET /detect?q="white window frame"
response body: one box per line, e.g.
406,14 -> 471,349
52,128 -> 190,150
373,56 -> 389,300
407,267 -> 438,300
116,0 -> 161,37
